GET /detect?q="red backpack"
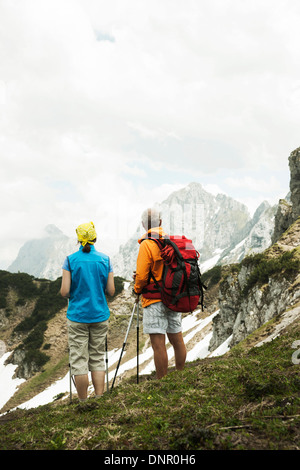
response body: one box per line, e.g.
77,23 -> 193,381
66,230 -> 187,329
141,234 -> 206,313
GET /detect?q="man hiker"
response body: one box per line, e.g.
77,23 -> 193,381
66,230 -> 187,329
133,207 -> 187,379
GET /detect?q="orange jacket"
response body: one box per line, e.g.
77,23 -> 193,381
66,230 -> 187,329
134,226 -> 167,308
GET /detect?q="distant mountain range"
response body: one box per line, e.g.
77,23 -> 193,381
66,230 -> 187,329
7,183 -> 277,281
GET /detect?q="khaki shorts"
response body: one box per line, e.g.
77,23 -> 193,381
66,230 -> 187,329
67,319 -> 108,375
143,301 -> 182,334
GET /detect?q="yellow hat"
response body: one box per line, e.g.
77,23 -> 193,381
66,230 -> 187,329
76,221 -> 97,246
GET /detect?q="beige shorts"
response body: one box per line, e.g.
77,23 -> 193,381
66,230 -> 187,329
67,319 -> 108,375
143,301 -> 182,334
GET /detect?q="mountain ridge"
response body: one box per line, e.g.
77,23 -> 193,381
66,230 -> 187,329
7,183 -> 276,281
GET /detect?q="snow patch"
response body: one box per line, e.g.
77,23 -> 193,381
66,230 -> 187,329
0,352 -> 25,410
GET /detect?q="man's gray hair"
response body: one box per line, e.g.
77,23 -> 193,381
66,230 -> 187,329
141,207 -> 161,230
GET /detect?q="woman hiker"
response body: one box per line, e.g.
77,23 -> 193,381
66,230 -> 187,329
60,221 -> 115,401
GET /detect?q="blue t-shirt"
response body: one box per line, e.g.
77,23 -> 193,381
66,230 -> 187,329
62,245 -> 113,323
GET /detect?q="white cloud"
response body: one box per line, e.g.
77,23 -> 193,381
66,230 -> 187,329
203,184 -> 226,197
225,175 -> 280,194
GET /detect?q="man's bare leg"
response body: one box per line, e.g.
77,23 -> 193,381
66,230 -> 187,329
167,332 -> 186,370
150,333 -> 168,379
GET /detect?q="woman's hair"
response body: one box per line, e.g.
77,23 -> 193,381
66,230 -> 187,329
82,238 -> 97,253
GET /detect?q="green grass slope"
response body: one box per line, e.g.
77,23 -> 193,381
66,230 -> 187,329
0,311 -> 299,451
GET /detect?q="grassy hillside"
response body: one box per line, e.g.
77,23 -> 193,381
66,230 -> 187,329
0,310 -> 299,451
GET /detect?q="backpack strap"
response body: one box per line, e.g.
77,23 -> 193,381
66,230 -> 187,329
140,236 -> 164,296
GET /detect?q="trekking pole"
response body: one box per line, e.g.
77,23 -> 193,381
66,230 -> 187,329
105,335 -> 109,393
69,363 -> 72,403
136,298 -> 139,384
110,302 -> 137,392
68,357 -> 76,403
68,344 -> 73,403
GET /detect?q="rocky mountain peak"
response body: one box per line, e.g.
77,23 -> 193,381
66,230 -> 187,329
252,201 -> 271,223
7,225 -> 76,280
44,225 -> 64,237
113,182 -> 275,278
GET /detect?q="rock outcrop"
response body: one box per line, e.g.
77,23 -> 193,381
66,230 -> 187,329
272,198 -> 293,244
289,147 -> 300,220
272,147 -> 300,243
210,144 -> 300,352
210,217 -> 300,352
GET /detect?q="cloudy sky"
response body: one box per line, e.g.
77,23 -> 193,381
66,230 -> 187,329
1,0 -> 300,268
